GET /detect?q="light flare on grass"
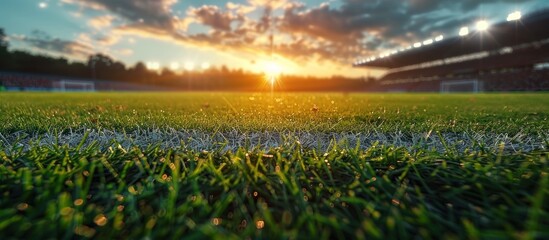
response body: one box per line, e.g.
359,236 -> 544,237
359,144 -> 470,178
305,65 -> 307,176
74,199 -> 84,206
94,214 -> 108,226
256,220 -> 265,229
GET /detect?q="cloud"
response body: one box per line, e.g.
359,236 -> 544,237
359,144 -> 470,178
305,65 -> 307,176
62,0 -> 541,67
115,48 -> 133,56
66,0 -> 178,29
88,15 -> 114,29
275,0 -> 539,61
21,30 -> 94,58
247,0 -> 289,9
95,34 -> 121,46
187,5 -> 244,31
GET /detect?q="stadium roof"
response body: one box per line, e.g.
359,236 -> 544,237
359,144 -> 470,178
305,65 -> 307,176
354,8 -> 549,69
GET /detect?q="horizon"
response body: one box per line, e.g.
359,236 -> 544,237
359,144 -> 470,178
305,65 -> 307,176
1,0 -> 547,78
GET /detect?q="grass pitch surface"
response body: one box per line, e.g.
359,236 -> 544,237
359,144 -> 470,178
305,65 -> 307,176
1,92 -> 549,239
1,92 -> 548,134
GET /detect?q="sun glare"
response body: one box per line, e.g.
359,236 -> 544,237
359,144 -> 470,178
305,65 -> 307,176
264,61 -> 282,84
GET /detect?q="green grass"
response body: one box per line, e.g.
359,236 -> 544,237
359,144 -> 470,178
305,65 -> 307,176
1,92 -> 549,239
1,141 -> 548,239
1,92 -> 549,134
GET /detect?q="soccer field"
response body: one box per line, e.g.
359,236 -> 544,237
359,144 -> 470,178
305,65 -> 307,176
1,92 -> 549,133
1,92 -> 548,239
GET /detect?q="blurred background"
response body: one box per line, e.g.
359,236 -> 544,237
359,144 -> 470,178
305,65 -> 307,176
0,0 -> 548,92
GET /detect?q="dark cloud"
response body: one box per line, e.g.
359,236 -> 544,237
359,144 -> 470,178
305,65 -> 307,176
22,30 -> 93,57
189,5 -> 244,31
459,0 -> 532,11
255,6 -> 273,33
74,0 -> 177,29
276,0 -> 412,61
275,0 -> 538,61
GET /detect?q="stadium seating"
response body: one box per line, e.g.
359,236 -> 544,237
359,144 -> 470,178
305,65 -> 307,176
356,8 -> 549,92
0,71 -> 166,91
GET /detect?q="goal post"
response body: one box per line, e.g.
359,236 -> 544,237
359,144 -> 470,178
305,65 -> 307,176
54,80 -> 95,92
440,79 -> 481,93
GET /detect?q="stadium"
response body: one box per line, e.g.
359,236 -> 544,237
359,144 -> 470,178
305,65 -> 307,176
1,2 -> 549,240
354,9 -> 549,92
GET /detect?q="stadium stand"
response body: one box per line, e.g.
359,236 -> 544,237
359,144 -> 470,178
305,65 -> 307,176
354,8 -> 549,92
0,71 -> 167,91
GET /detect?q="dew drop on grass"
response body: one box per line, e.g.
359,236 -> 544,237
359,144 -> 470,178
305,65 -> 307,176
74,199 -> 84,206
16,203 -> 28,211
94,214 -> 108,226
60,207 -> 74,216
128,186 -> 137,195
146,217 -> 157,229
256,220 -> 265,229
74,225 -> 96,238
212,218 -> 222,226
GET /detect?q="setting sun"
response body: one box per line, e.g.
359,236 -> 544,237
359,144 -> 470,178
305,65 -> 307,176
1,1 -> 549,239
264,61 -> 282,84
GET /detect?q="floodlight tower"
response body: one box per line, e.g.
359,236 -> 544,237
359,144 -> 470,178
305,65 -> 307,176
507,11 -> 522,49
269,2 -> 275,95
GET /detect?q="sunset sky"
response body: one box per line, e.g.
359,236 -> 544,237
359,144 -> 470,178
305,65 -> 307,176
1,0 -> 547,77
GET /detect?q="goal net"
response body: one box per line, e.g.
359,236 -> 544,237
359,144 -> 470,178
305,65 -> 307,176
54,80 -> 95,92
440,79 -> 481,93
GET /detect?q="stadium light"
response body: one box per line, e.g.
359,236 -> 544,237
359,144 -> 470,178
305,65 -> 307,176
423,39 -> 434,45
146,61 -> 160,71
459,27 -> 469,36
184,61 -> 195,71
413,42 -> 422,48
170,62 -> 180,71
201,62 -> 210,70
476,20 -> 489,31
406,45 -> 412,50
435,35 -> 444,42
507,11 -> 522,21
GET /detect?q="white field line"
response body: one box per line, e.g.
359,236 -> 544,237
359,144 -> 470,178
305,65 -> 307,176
0,129 -> 547,153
